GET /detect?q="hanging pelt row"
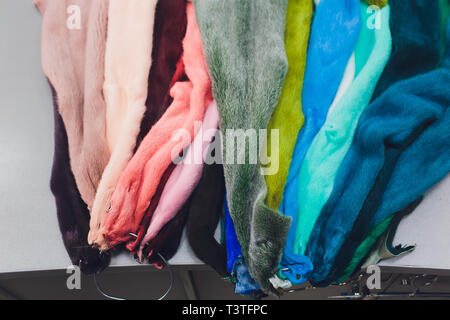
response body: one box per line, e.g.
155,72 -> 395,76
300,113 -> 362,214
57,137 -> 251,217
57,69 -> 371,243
36,0 -> 450,297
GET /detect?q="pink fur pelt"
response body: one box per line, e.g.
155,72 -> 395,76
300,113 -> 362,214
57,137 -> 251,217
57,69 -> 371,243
98,3 -> 212,250
137,101 -> 219,260
88,0 -> 158,246
36,0 -> 110,209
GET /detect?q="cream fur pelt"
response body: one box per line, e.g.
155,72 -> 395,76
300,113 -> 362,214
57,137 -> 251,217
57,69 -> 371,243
88,0 -> 158,247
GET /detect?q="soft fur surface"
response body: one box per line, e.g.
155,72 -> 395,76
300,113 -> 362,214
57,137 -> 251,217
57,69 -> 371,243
334,0 -> 444,283
187,163 -> 228,277
440,0 -> 450,64
101,3 -> 211,249
280,0 -> 362,253
138,101 -> 219,257
225,193 -> 242,274
294,4 -> 391,255
36,0 -> 110,209
125,0 -> 188,252
126,163 -> 177,253
371,0 -> 441,100
88,0 -> 158,248
277,0 -> 361,285
193,0 -> 293,289
143,196 -> 193,268
326,54 -> 356,116
337,198 -> 421,282
264,0 -> 313,210
278,50 -> 355,283
47,82 -> 110,274
306,34 -> 450,285
366,0 -> 388,7
137,0 -> 187,143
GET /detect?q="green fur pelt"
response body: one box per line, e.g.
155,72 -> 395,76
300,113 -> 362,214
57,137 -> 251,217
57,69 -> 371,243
193,0 -> 291,290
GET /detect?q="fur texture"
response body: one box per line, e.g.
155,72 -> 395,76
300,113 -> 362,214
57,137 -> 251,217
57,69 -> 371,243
306,36 -> 450,284
193,0 -> 292,289
440,0 -> 450,64
137,0 -> 187,143
365,0 -> 388,7
332,0 -> 444,283
47,82 -> 110,274
337,198 -> 421,282
280,0 -> 362,259
143,196 -> 193,268
264,0 -> 313,210
101,3 -> 212,249
294,4 -> 391,255
88,0 -> 158,248
187,163 -> 227,277
126,163 -> 177,253
371,0 -> 441,100
326,54 -> 356,116
277,51 -> 356,284
277,0 -> 361,285
125,0 -> 188,252
138,101 -> 219,257
36,0 -> 110,209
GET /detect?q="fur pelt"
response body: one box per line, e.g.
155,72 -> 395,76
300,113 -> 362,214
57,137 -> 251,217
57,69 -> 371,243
329,0 -> 444,284
264,0 -> 313,210
187,163 -> 228,277
280,0 -> 361,256
36,0 -> 110,209
87,0 -> 159,248
48,82 -> 110,274
306,31 -> 450,285
193,0 -> 292,289
439,0 -> 450,64
371,0 -> 441,100
326,53 -> 356,116
277,0 -> 361,286
294,4 -> 391,256
142,196 -> 193,268
101,3 -> 212,249
138,101 -> 219,258
337,198 -> 422,282
137,0 -> 187,144
125,0 -> 188,252
125,163 -> 177,253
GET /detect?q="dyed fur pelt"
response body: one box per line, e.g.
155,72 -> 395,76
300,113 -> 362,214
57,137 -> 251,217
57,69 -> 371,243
193,0 -> 292,289
137,0 -> 187,144
264,0 -> 313,210
187,163 -> 228,277
126,62 -> 187,252
88,0 -> 159,248
371,0 -> 441,100
36,0 -> 110,209
143,197 -> 193,268
334,0 -> 444,282
365,0 -> 388,7
439,0 -> 450,64
48,82 -> 110,274
326,53 -> 356,117
294,4 -> 391,255
337,198 -> 422,282
101,3 -> 212,249
280,0 -> 361,259
138,101 -> 219,258
306,31 -> 450,285
126,163 -> 177,253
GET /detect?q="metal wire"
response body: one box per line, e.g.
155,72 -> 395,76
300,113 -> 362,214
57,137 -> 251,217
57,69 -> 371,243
92,233 -> 174,300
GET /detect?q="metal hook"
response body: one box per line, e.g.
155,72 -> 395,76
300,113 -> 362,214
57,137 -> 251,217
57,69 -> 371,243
93,233 -> 174,300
